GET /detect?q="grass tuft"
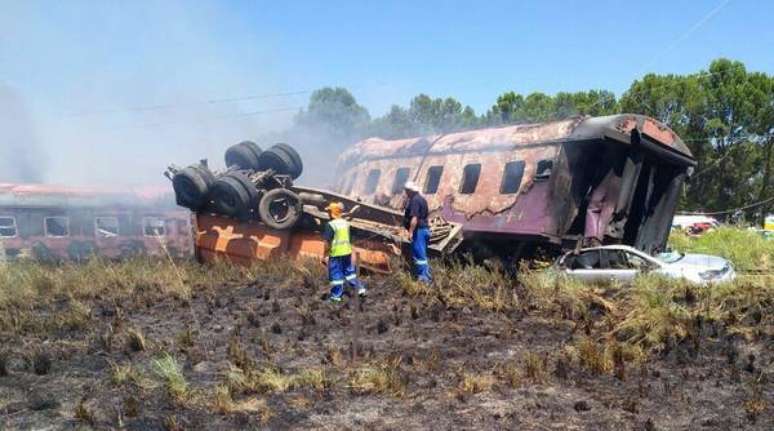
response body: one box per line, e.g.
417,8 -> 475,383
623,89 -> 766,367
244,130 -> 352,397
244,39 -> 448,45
127,328 -> 147,352
152,353 -> 188,401
348,358 -> 406,398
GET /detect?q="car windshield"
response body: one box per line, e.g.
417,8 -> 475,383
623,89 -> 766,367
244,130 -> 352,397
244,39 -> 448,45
656,251 -> 685,264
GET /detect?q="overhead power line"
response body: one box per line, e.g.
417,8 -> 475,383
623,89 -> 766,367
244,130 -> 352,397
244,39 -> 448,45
67,89 -> 313,117
679,196 -> 774,216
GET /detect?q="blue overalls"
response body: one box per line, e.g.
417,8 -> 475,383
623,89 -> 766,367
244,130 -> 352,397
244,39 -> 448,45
412,227 -> 432,283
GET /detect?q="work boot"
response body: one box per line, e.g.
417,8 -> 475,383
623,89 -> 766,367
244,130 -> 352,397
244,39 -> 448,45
329,295 -> 343,304
357,287 -> 367,297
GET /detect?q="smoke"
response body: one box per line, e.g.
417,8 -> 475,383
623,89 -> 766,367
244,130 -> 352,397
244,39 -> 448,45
0,85 -> 45,182
0,1 -> 296,187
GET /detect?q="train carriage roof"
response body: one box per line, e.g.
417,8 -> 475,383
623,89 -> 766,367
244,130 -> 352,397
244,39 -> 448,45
338,114 -> 694,167
0,183 -> 177,209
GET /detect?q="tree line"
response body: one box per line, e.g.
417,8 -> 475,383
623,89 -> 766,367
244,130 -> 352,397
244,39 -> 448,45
289,59 -> 773,218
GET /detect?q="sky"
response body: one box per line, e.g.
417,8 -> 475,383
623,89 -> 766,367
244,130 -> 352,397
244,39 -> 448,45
1,0 -> 772,186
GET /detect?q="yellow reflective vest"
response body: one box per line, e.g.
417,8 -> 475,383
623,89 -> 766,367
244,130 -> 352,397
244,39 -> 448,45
328,218 -> 352,257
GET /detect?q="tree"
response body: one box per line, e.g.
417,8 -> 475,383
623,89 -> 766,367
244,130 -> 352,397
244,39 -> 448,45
294,87 -> 371,141
619,58 -> 773,216
370,94 -> 479,138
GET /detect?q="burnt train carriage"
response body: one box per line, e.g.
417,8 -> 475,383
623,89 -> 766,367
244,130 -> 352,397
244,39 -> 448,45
0,183 -> 193,261
334,114 -> 696,255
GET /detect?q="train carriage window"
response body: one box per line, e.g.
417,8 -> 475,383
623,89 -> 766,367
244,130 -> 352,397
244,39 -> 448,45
44,217 -> 69,237
535,159 -> 553,180
391,168 -> 411,194
344,172 -> 358,195
0,216 -> 17,237
500,161 -> 525,194
459,163 -> 482,194
143,217 -> 166,237
424,166 -> 443,194
364,169 -> 381,194
95,217 -> 119,238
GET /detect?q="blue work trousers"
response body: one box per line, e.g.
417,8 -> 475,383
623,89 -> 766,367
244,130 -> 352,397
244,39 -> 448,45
411,227 -> 432,282
328,254 -> 361,299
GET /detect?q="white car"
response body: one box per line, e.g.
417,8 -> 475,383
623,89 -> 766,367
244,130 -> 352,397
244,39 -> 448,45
555,245 -> 736,285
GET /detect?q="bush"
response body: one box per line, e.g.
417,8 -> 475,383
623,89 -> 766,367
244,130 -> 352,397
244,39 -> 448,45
668,227 -> 774,272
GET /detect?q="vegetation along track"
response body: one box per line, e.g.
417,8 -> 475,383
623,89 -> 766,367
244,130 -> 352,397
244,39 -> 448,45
0,234 -> 772,429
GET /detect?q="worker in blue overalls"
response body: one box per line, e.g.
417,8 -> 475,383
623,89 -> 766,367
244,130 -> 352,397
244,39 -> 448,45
402,181 -> 432,283
322,202 -> 367,303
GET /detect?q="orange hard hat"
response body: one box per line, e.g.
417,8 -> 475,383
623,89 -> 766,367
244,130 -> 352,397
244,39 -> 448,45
325,201 -> 344,218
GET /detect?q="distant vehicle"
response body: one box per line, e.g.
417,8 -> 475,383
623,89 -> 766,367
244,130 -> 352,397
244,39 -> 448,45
554,245 -> 736,285
335,114 -> 697,257
672,214 -> 720,235
0,183 -> 193,262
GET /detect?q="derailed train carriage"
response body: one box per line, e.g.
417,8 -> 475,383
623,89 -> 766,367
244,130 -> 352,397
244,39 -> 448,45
0,183 -> 193,262
333,114 -> 696,257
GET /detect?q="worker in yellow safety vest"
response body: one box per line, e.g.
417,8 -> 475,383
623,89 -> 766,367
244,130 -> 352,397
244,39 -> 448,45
322,202 -> 366,303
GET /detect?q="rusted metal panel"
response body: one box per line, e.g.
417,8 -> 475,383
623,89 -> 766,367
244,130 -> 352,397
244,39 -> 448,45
195,213 -> 395,273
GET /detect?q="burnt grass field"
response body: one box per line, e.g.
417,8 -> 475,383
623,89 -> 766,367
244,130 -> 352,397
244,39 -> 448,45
0,256 -> 771,430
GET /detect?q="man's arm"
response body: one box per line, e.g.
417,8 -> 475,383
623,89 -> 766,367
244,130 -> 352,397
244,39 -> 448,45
409,216 -> 418,240
322,223 -> 333,262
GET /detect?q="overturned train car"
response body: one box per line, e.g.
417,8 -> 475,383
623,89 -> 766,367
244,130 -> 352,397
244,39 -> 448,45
334,114 -> 696,256
0,183 -> 193,262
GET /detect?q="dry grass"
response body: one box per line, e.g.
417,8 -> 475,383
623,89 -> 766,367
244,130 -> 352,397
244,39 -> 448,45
613,275 -> 773,351
457,371 -> 495,394
522,352 -> 548,383
348,358 -> 406,398
223,364 -> 330,396
110,361 -> 139,386
392,258 -> 517,313
127,328 -> 147,352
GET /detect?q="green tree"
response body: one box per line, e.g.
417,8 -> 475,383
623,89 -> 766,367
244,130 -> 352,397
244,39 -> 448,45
294,87 -> 371,140
620,59 -> 773,216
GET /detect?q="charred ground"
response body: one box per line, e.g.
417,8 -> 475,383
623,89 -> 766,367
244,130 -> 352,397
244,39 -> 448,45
0,257 -> 771,430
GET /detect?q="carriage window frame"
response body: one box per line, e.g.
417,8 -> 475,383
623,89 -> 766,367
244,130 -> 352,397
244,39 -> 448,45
142,217 -> 166,237
344,172 -> 358,195
424,166 -> 444,194
0,216 -> 17,238
364,169 -> 381,194
391,167 -> 411,194
459,163 -> 482,194
500,160 -> 526,194
535,159 -> 554,180
95,216 -> 120,238
44,216 -> 70,238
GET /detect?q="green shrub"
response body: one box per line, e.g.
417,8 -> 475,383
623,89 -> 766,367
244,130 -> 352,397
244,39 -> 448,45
668,227 -> 774,272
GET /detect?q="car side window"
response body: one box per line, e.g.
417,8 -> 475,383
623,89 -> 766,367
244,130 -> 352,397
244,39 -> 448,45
569,250 -> 601,269
602,250 -> 630,269
625,253 -> 651,270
